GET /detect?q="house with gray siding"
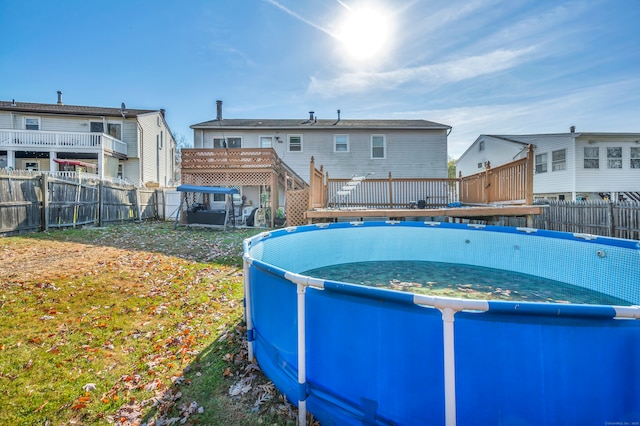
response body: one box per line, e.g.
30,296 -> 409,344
456,129 -> 640,201
189,101 -> 451,209
0,92 -> 176,186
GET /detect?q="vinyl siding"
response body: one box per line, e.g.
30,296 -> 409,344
526,135 -> 575,194
456,136 -> 524,177
0,111 -> 14,128
137,112 -> 175,186
198,128 -> 448,181
574,136 -> 640,192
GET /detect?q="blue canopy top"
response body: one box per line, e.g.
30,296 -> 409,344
176,184 -> 239,195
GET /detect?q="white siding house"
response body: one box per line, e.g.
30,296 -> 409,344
191,104 -> 451,182
0,93 -> 176,186
456,130 -> 640,201
188,102 -> 451,211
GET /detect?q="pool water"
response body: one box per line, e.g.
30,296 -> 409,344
303,260 -> 631,305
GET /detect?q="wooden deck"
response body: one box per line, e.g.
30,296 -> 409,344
305,205 -> 545,226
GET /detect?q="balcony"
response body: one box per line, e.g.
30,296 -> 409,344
0,129 -> 128,157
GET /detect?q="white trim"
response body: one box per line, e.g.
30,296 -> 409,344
288,134 -> 303,152
23,116 -> 40,130
334,134 -> 349,153
371,134 -> 386,159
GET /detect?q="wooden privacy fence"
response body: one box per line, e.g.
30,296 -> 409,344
459,145 -> 534,205
0,170 -> 157,235
533,200 -> 640,240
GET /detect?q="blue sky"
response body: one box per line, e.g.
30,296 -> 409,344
1,0 -> 639,158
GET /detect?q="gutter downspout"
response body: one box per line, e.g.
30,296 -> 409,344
571,135 -> 577,200
138,122 -> 144,185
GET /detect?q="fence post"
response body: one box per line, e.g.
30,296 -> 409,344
608,202 -> 615,237
484,161 -> 491,204
388,172 -> 393,209
308,157 -> 315,210
135,187 -> 142,222
41,173 -> 49,231
98,180 -> 103,226
526,145 -> 534,205
73,176 -> 81,228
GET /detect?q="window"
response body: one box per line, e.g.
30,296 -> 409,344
477,162 -> 483,169
213,137 -> 242,148
631,147 -> 640,169
334,135 -> 349,152
24,117 -> 40,130
552,149 -> 566,171
288,135 -> 302,152
535,153 -> 548,173
371,135 -> 385,159
607,147 -> 622,169
90,122 -> 104,132
260,136 -> 273,148
117,164 -> 124,179
107,123 -> 122,140
25,161 -> 39,171
227,137 -> 241,148
584,147 -> 599,169
479,141 -> 485,151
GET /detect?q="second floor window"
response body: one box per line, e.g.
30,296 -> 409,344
552,149 -> 566,171
371,135 -> 386,159
335,135 -> 349,152
584,147 -> 599,169
24,117 -> 40,130
607,147 -> 622,169
631,147 -> 640,169
108,123 -> 122,140
535,153 -> 547,173
288,135 -> 302,152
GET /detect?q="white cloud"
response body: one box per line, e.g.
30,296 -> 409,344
307,46 -> 537,97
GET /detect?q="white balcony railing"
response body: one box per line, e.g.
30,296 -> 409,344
0,129 -> 128,156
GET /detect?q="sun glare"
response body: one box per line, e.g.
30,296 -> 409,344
338,6 -> 390,61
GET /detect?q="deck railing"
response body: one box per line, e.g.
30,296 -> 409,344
181,148 -> 278,170
326,175 -> 459,209
459,145 -> 534,205
0,129 -> 127,156
309,145 -> 534,209
181,148 -> 308,189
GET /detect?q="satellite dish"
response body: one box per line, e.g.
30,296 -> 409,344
120,102 -> 128,118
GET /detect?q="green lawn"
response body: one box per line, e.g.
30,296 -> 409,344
0,222 -> 296,425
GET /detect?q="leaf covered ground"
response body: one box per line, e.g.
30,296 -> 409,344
0,222 -> 307,425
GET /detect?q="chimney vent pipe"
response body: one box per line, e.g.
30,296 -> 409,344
57,90 -> 63,105
570,125 -> 575,133
309,111 -> 314,121
216,100 -> 223,121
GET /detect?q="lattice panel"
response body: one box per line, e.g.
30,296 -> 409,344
183,171 -> 273,186
286,189 -> 309,227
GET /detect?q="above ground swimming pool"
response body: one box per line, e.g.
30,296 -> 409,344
242,221 -> 640,426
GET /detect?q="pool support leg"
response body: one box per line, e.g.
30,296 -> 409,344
297,283 -> 307,426
442,307 -> 457,426
243,253 -> 254,362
